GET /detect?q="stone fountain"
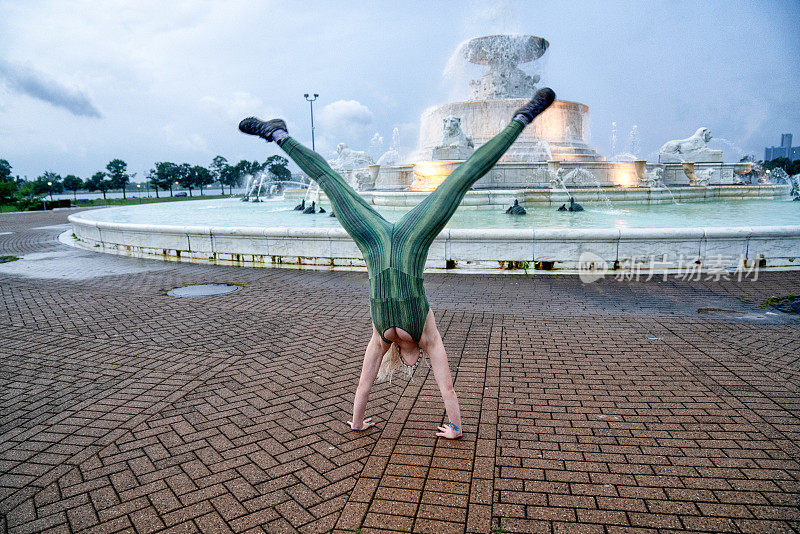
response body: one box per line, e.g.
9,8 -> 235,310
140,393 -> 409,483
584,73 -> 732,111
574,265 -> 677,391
416,35 -> 602,164
302,33 -> 780,205
69,33 -> 799,275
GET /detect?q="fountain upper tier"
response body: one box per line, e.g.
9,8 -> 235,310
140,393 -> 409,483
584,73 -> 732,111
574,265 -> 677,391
416,34 -> 603,163
461,34 -> 548,100
417,98 -> 603,163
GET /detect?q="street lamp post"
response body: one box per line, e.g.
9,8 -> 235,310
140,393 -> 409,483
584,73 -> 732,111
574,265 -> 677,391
47,181 -> 53,201
304,93 -> 319,151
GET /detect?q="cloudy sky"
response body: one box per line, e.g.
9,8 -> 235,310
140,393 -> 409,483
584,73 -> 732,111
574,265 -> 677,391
1,0 -> 798,180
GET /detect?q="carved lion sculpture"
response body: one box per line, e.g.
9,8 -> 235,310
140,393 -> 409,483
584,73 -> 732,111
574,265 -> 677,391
659,128 -> 721,163
438,116 -> 474,150
328,143 -> 374,173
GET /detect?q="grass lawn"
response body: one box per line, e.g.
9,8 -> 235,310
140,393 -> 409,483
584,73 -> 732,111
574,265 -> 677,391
75,194 -> 230,207
1,194 -> 233,213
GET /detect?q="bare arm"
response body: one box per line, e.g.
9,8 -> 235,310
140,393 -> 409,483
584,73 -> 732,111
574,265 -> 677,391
349,329 -> 390,430
420,310 -> 462,437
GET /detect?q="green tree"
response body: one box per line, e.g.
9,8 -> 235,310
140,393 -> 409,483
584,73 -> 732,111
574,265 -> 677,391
266,155 -> 291,182
232,161 -> 250,193
62,175 -> 83,201
86,171 -> 112,200
146,169 -> 160,198
106,159 -> 131,199
787,160 -> 800,176
0,180 -> 16,205
219,163 -> 240,194
210,156 -> 229,194
176,163 -> 193,196
0,159 -> 12,182
34,172 -> 63,200
15,182 -> 44,211
193,165 -> 213,195
0,159 -> 15,205
763,157 -> 792,172
152,162 -> 179,197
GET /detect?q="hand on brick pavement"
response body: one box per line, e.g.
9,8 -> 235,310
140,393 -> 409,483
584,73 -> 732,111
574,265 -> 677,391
436,424 -> 463,439
347,416 -> 374,430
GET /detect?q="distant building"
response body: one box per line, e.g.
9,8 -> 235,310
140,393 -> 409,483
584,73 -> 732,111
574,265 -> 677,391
765,133 -> 800,160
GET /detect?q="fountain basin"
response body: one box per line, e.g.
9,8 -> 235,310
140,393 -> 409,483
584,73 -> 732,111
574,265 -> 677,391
68,198 -> 800,273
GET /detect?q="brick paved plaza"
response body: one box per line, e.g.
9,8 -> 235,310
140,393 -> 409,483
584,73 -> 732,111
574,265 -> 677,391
1,209 -> 799,533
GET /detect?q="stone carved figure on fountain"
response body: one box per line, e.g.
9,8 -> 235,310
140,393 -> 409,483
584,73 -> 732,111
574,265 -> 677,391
557,197 -> 584,212
433,116 -> 474,160
549,167 -> 596,189
353,168 -> 376,191
327,143 -> 375,190
505,199 -> 526,215
641,167 -> 665,188
414,33 -> 602,165
461,35 -> 548,100
768,167 -> 790,185
328,143 -> 375,173
681,163 -> 713,187
548,167 -> 568,190
790,175 -> 800,198
659,128 -> 723,163
765,168 -> 800,197
693,168 -> 713,187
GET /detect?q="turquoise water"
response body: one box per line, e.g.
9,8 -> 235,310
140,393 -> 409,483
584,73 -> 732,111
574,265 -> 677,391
79,197 -> 800,230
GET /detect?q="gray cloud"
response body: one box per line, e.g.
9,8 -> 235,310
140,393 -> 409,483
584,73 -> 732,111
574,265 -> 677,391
0,60 -> 101,118
320,100 -> 373,131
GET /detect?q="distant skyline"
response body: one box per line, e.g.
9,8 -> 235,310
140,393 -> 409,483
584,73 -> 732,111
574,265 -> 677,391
1,0 -> 799,180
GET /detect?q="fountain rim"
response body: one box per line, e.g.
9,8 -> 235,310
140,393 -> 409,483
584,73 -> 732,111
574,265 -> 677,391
67,205 -> 800,274
68,211 -> 800,238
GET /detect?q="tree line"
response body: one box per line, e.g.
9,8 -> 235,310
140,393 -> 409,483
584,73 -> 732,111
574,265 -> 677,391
0,155 -> 292,208
761,157 -> 800,176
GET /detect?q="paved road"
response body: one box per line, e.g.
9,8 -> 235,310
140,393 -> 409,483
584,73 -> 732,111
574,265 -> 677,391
1,209 -> 799,533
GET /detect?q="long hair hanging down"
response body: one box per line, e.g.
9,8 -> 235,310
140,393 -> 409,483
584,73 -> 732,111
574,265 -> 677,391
376,343 -> 426,383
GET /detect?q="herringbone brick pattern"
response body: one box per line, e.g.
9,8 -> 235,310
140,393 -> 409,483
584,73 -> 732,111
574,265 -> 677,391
1,209 -> 798,533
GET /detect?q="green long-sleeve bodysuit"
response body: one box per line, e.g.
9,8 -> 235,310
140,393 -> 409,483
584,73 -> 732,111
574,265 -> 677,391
277,119 -> 525,344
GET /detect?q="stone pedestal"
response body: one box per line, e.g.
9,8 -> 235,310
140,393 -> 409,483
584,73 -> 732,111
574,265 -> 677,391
660,150 -> 723,164
432,146 -> 474,160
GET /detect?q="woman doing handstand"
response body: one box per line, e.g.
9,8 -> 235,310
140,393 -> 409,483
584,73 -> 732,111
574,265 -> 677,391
239,87 -> 555,439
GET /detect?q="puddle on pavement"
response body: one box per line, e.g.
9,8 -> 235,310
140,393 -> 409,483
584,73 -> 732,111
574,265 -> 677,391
167,283 -> 242,297
697,308 -> 747,316
697,307 -> 770,321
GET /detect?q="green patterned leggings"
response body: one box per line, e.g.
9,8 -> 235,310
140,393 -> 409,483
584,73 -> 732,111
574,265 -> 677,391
277,118 -> 525,343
